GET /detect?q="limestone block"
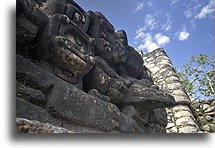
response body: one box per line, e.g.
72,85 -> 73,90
145,63 -> 156,69
165,75 -> 180,83
166,123 -> 175,129
211,100 -> 215,106
144,56 -> 155,63
148,66 -> 161,75
171,88 -> 187,96
175,116 -> 197,126
166,82 -> 182,90
175,110 -> 194,119
173,95 -> 191,105
168,126 -> 178,133
156,55 -> 170,62
160,70 -> 177,78
179,126 -> 198,133
154,49 -> 166,57
206,112 -> 215,117
204,106 -> 215,113
202,104 -> 210,111
173,105 -> 191,112
157,62 -> 173,69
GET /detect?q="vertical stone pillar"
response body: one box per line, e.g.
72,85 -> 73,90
141,48 -> 200,133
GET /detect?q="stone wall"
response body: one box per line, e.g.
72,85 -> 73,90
192,99 -> 215,133
16,0 -> 208,133
16,0 -> 176,133
140,49 -> 201,133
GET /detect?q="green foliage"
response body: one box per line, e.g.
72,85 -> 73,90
175,54 -> 215,100
34,2 -> 47,10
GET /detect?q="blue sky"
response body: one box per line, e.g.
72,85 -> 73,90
74,0 -> 214,70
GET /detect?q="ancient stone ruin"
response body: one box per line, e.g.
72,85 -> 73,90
16,0 -> 204,133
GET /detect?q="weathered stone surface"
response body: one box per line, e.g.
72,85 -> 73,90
16,0 -> 48,53
168,126 -> 178,133
16,97 -> 57,124
142,48 -> 201,133
124,79 -> 175,111
175,110 -> 194,119
206,112 -> 215,117
166,123 -> 175,129
179,126 -> 199,133
152,108 -> 168,127
17,0 -> 203,134
172,105 -> 191,112
173,95 -> 191,105
175,117 -> 197,126
205,115 -> 213,121
202,104 -> 210,111
16,118 -> 74,133
191,99 -> 215,133
16,55 -> 136,132
204,106 -> 214,113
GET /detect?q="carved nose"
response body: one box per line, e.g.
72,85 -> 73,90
88,56 -> 95,65
62,15 -> 70,23
55,36 -> 67,43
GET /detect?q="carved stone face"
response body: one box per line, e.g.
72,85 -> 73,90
87,14 -> 127,65
116,30 -> 128,45
38,14 -> 95,79
114,35 -> 127,64
64,2 -> 90,32
43,0 -> 90,32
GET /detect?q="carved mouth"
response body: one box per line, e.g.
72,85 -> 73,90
53,66 -> 79,85
54,36 -> 95,65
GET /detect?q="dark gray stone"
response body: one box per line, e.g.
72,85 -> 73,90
16,0 -> 178,133
16,55 -> 136,132
124,79 -> 175,111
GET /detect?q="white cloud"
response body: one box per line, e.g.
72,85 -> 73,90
133,2 -> 144,13
134,31 -> 145,40
208,34 -> 214,41
178,31 -> 190,41
138,40 -> 159,52
135,31 -> 159,52
134,28 -> 170,52
184,9 -> 193,18
196,0 -> 215,19
161,18 -> 172,31
134,14 -> 158,32
170,0 -> 179,6
176,26 -> 190,41
183,3 -> 203,30
184,4 -> 202,18
147,1 -> 153,7
155,33 -> 170,46
144,14 -> 157,30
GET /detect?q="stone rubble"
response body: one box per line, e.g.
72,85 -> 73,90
192,99 -> 215,133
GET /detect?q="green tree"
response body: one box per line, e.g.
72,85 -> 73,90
175,54 -> 215,100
